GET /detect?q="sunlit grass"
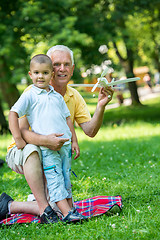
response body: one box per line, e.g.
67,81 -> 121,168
76,121 -> 160,142
0,135 -> 12,159
1,120 -> 160,239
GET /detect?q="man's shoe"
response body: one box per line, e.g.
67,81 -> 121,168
40,205 -> 59,224
0,159 -> 5,168
62,207 -> 88,223
0,192 -> 14,220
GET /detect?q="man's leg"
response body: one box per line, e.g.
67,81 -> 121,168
12,151 -> 49,215
0,193 -> 58,223
4,146 -> 58,223
10,200 -> 39,215
23,151 -> 49,215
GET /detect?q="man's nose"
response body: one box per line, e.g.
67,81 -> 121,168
59,64 -> 65,71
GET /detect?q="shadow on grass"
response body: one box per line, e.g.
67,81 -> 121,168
103,103 -> 160,125
0,163 -> 30,199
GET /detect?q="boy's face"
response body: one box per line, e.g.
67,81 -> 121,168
29,62 -> 53,91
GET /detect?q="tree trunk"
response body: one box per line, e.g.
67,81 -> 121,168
0,56 -> 20,108
0,82 -> 20,109
128,81 -> 141,105
124,59 -> 141,105
0,99 -> 9,134
121,62 -> 141,105
113,42 -> 142,105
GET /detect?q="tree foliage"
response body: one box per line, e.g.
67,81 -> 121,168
0,0 -> 160,132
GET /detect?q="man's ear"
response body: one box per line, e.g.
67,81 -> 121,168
71,64 -> 75,77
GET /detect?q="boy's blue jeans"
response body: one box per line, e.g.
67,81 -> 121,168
41,144 -> 72,203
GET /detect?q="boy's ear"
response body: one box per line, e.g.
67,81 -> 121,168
50,71 -> 54,85
51,71 -> 54,79
28,71 -> 32,79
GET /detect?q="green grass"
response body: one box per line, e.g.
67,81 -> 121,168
0,97 -> 160,239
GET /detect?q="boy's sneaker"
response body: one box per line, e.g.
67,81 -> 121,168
0,192 -> 14,220
40,205 -> 59,224
62,207 -> 88,223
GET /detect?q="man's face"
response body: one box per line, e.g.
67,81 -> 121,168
50,50 -> 74,86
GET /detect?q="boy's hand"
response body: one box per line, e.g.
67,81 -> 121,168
16,138 -> 26,149
72,141 -> 80,160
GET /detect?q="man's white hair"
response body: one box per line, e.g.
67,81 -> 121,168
47,45 -> 74,65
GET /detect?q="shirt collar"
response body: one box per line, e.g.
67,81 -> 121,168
64,86 -> 73,102
32,84 -> 55,94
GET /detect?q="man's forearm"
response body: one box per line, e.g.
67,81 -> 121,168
81,86 -> 114,137
80,104 -> 105,137
21,129 -> 69,151
21,129 -> 46,146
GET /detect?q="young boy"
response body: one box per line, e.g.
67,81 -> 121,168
9,54 -> 87,222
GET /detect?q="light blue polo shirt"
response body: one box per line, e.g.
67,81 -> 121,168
11,85 -> 72,145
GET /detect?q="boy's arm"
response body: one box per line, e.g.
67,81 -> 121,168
66,116 -> 80,160
9,111 -> 26,149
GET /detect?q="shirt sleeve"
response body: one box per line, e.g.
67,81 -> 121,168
74,90 -> 91,125
10,92 -> 30,118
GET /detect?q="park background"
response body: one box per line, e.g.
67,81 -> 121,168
0,0 -> 160,239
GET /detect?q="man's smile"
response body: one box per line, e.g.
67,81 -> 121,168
58,74 -> 67,77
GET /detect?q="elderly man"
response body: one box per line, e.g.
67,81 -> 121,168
0,45 -> 113,223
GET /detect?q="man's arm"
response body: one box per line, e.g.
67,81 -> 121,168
80,87 -> 114,137
19,116 -> 69,151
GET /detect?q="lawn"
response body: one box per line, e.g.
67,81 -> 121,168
0,96 -> 160,239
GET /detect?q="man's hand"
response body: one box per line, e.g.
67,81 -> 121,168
71,141 -> 80,160
44,133 -> 69,151
98,86 -> 114,107
80,86 -> 114,138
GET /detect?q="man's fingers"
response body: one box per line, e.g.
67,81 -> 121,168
102,87 -> 114,97
72,147 -> 80,160
60,138 -> 69,143
74,151 -> 80,159
54,133 -> 70,143
55,133 -> 64,137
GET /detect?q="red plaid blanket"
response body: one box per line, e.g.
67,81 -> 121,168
0,195 -> 122,225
